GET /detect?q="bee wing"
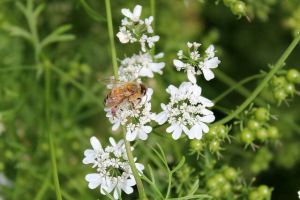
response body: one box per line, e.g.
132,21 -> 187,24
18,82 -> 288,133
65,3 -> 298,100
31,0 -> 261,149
97,76 -> 128,88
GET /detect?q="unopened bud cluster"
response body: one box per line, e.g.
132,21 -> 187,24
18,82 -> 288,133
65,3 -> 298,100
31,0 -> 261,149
270,68 -> 300,105
190,124 -> 230,157
223,0 -> 247,17
239,107 -> 279,146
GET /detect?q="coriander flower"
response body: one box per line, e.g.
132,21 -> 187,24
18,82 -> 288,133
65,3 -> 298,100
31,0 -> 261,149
155,82 -> 215,140
105,88 -> 155,141
83,136 -> 144,199
116,27 -> 134,43
173,42 -> 221,82
121,5 -> 142,23
118,52 -> 165,82
117,5 -> 159,52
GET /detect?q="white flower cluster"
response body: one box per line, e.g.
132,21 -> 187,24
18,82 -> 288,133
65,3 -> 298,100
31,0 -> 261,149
117,5 -> 159,52
155,82 -> 215,140
173,42 -> 221,82
118,52 -> 165,82
298,191 -> 300,199
83,137 -> 144,199
105,88 -> 155,141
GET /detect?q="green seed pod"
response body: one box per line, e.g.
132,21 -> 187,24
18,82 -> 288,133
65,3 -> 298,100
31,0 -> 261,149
286,69 -> 300,83
216,124 -> 228,139
271,76 -> 287,88
267,126 -> 279,139
207,177 -> 218,189
223,167 -> 238,181
254,107 -> 270,122
223,0 -> 237,7
249,190 -> 260,200
256,128 -> 268,142
209,140 -> 221,153
273,89 -> 287,103
221,181 -> 232,193
247,119 -> 261,131
284,83 -> 296,95
240,128 -> 255,144
215,174 -> 226,184
231,1 -> 247,16
258,185 -> 270,197
190,140 -> 204,152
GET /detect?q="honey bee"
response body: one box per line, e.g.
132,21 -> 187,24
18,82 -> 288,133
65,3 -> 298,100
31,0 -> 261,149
104,81 -> 147,115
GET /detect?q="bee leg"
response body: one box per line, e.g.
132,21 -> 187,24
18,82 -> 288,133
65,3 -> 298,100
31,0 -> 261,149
111,107 -> 117,116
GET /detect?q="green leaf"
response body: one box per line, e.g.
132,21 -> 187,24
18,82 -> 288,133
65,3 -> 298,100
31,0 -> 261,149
41,24 -> 75,48
2,24 -> 32,41
79,0 -> 106,22
33,4 -> 45,17
171,156 -> 185,173
167,194 -> 212,200
188,179 -> 199,195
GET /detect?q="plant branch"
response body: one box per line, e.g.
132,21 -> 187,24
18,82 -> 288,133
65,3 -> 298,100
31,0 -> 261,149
105,0 -> 118,79
214,33 -> 300,125
45,63 -> 62,200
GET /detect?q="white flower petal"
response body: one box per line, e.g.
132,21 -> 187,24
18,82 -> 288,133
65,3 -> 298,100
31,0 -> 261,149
121,8 -> 132,19
204,57 -> 220,69
187,69 -> 197,83
173,59 -> 185,69
139,67 -> 154,78
132,5 -> 142,21
189,124 -> 203,139
126,130 -> 137,141
200,115 -> 215,123
85,174 -> 102,189
90,137 -> 101,151
202,68 -> 215,81
172,127 -> 182,140
112,121 -> 120,131
155,111 -> 168,125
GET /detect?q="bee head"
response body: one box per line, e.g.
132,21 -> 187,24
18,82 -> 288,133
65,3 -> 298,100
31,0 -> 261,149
140,84 -> 147,95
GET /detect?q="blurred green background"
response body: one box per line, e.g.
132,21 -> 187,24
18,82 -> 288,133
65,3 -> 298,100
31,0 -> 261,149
0,0 -> 300,199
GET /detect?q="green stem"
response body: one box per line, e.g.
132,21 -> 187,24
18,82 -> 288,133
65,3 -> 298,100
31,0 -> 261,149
215,69 -> 266,106
45,64 -> 62,200
214,34 -> 300,125
213,73 -> 264,103
150,0 -> 156,56
105,0 -> 118,79
123,129 -> 147,200
165,172 -> 172,199
104,1 -> 147,199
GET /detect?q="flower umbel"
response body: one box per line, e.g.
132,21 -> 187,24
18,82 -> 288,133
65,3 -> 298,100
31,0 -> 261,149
83,136 -> 144,199
105,88 -> 155,141
118,52 -> 165,82
155,82 -> 215,140
173,42 -> 221,82
117,5 -> 159,52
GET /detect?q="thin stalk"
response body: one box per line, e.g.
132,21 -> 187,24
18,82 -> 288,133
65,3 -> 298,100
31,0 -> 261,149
213,73 -> 264,103
45,64 -> 62,200
150,0 -> 156,55
165,172 -> 172,199
105,0 -> 118,79
123,129 -> 147,200
150,0 -> 156,30
214,33 -> 300,125
104,1 -> 147,199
